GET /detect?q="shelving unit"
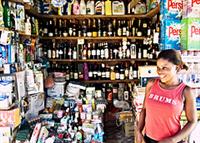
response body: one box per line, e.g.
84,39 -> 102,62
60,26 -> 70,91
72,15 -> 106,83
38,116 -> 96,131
40,36 -> 147,41
49,58 -> 156,63
25,4 -> 160,19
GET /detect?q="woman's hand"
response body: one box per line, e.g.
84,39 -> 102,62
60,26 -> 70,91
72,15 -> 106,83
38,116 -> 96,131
136,131 -> 145,143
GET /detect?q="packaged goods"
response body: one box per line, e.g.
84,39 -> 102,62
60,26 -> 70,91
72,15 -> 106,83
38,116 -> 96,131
160,0 -> 183,20
181,18 -> 200,50
160,19 -> 182,50
183,0 -> 200,18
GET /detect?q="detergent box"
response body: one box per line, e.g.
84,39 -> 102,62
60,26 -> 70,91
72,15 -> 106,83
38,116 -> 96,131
160,0 -> 183,20
182,0 -> 200,18
181,18 -> 200,50
160,19 -> 182,50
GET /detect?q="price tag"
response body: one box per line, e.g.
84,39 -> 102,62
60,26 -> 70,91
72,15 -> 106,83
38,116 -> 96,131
78,39 -> 84,45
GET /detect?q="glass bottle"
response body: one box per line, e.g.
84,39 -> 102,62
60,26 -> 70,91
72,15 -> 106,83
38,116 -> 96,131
0,0 -> 4,27
80,0 -> 86,15
3,0 -> 10,28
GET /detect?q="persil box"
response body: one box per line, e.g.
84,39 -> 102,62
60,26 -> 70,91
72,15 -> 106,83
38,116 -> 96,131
181,18 -> 200,50
160,19 -> 182,50
183,0 -> 200,18
160,0 -> 183,20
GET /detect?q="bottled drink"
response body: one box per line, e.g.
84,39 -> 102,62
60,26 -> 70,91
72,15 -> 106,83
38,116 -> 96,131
73,0 -> 80,15
10,2 -> 15,29
25,16 -> 31,35
86,0 -> 95,15
48,20 -> 54,37
3,0 -> 11,28
92,19 -> 97,37
105,0 -> 112,15
0,0 -> 4,27
80,0 -> 86,15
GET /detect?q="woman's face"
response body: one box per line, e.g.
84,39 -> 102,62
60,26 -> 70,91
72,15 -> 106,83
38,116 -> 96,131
157,58 -> 177,83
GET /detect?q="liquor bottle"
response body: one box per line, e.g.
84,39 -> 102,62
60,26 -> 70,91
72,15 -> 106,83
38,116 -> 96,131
58,19 -> 62,37
129,65 -> 133,79
107,21 -> 113,36
48,20 -> 54,37
96,43 -> 100,59
59,44 -> 64,59
106,84 -> 113,103
87,43 -> 91,59
104,43 -> 109,59
133,63 -> 138,79
124,84 -> 129,101
141,19 -> 148,36
87,19 -> 92,37
110,66 -> 116,80
91,43 -> 96,59
82,20 -> 87,37
124,63 -> 129,79
97,19 -> 102,37
72,21 -> 77,36
0,0 -> 4,27
63,20 -> 68,37
88,64 -> 93,80
63,43 -> 67,59
80,0 -> 86,15
73,0 -> 80,15
25,16 -> 31,35
136,19 -> 142,36
92,19 -> 97,37
68,20 -> 73,36
117,20 -> 122,36
68,43 -> 72,59
112,19 -> 117,36
105,0 -> 112,15
52,43 -> 56,59
65,65 -> 70,81
3,0 -> 11,28
86,0 -> 95,15
74,64 -> 79,80
72,46 -> 77,59
119,65 -> 125,80
43,21 -> 48,37
101,63 -> 106,80
105,65 -> 110,80
100,43 -> 105,59
122,20 -> 127,36
97,64 -> 102,80
82,44 -> 87,59
10,2 -> 15,29
115,64 -> 120,80
31,17 -> 36,35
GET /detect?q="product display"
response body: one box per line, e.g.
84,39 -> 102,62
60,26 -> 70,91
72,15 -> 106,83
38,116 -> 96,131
0,0 -> 199,143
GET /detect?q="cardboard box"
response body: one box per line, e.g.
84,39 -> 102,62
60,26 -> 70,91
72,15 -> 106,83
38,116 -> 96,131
181,18 -> 200,50
0,107 -> 21,129
160,19 -> 182,50
160,0 -> 183,20
182,0 -> 200,18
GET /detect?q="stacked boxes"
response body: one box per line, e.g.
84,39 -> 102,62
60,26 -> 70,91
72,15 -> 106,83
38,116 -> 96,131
160,0 -> 183,50
181,18 -> 200,50
181,0 -> 200,50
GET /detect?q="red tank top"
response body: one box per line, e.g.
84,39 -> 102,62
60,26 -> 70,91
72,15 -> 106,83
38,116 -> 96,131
145,79 -> 186,141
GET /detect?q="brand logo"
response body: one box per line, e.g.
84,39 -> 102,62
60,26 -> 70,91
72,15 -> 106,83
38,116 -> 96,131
191,25 -> 200,37
192,0 -> 200,7
148,94 -> 177,105
168,26 -> 181,38
168,0 -> 183,10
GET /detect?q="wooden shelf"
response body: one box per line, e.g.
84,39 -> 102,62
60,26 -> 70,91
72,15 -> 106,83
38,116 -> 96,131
25,4 -> 160,20
41,36 -> 147,40
8,0 -> 24,4
83,79 -> 139,84
49,59 -> 156,63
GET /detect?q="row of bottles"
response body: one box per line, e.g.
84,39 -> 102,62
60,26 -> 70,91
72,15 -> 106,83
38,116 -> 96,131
0,0 -> 38,35
40,18 -> 154,37
39,0 -> 154,16
43,41 -> 159,60
49,63 -> 138,81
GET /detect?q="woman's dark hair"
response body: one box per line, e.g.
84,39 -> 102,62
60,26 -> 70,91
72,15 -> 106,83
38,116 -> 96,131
157,49 -> 188,70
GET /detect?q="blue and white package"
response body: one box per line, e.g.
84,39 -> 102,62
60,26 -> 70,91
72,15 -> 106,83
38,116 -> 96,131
160,0 -> 183,20
160,19 -> 182,50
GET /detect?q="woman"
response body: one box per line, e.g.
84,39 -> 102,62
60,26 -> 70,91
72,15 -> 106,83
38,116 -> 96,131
136,49 -> 197,143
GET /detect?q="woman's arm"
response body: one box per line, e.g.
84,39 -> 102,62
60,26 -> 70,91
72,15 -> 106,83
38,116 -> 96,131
136,79 -> 155,143
159,86 -> 198,143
